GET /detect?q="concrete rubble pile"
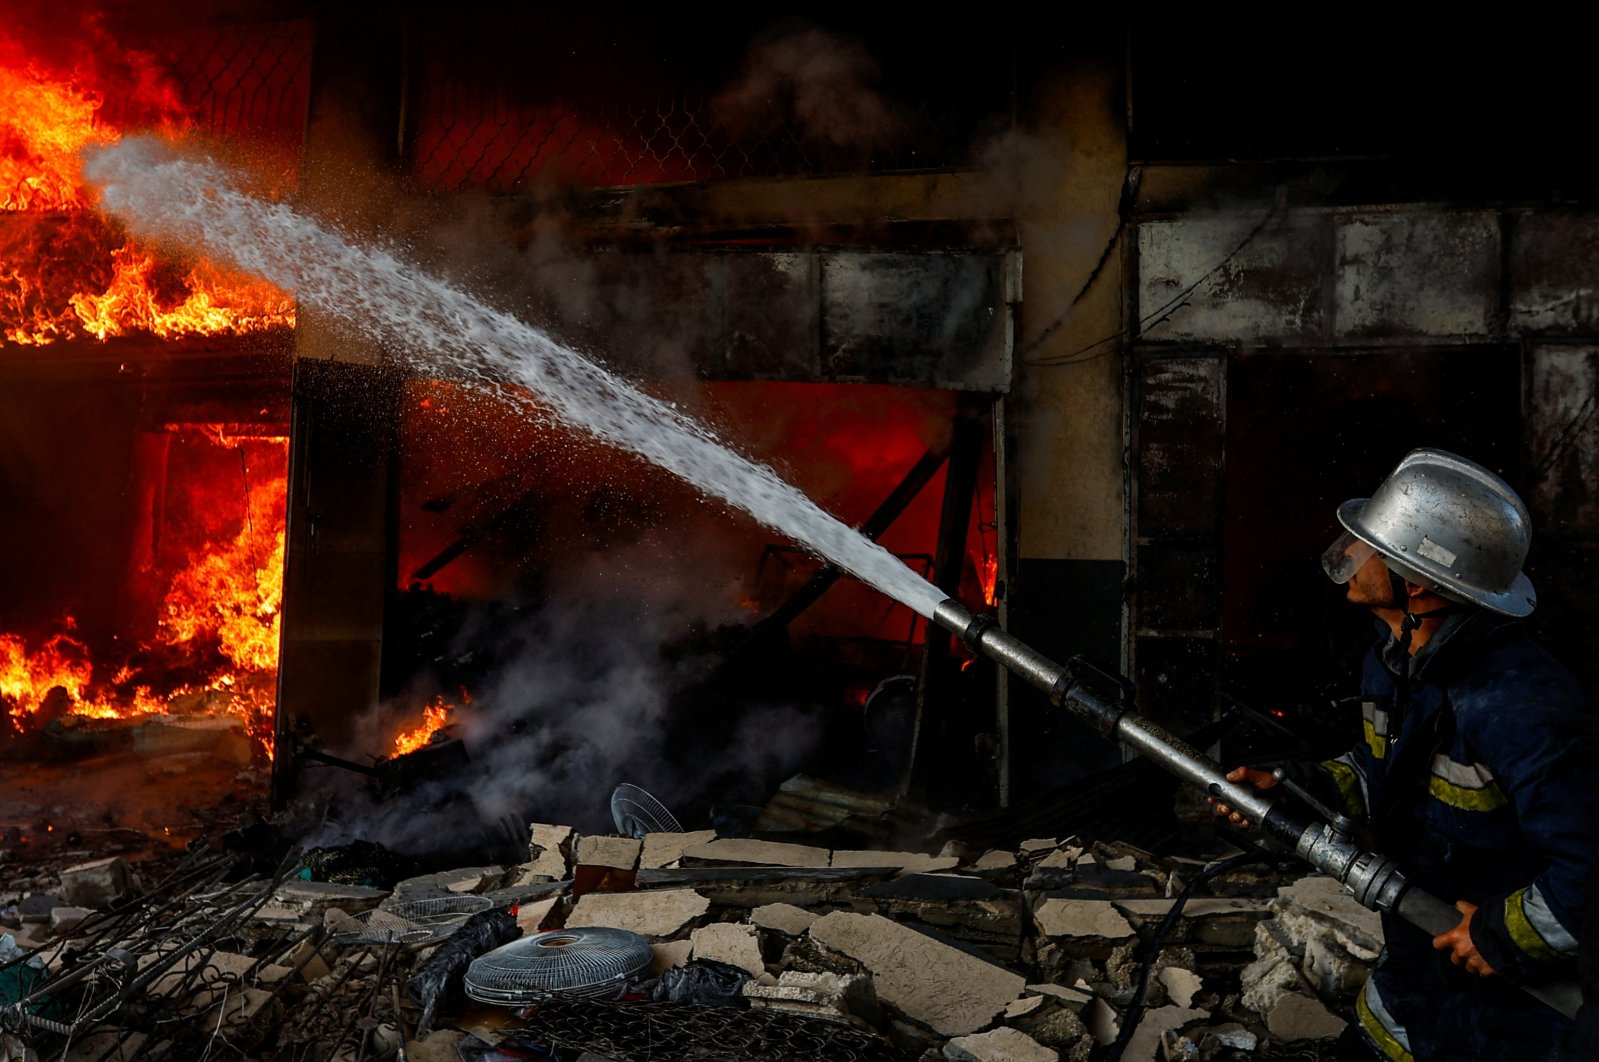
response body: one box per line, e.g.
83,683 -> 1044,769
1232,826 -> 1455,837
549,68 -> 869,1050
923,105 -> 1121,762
0,829 -> 1381,1061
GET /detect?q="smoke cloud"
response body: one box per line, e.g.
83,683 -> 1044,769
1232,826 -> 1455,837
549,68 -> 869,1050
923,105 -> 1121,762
306,522 -> 828,861
712,21 -> 903,150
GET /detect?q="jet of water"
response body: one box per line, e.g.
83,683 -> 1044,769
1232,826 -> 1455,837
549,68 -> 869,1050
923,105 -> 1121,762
83,138 -> 948,619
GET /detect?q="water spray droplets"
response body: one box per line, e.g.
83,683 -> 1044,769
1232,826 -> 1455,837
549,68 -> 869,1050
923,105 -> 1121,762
83,138 -> 947,620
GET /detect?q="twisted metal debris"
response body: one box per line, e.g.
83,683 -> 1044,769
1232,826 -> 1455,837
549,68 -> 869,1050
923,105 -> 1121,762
0,849 -> 411,1062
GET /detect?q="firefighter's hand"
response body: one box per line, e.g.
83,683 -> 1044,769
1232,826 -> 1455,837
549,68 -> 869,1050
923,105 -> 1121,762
1207,767 -> 1280,829
1432,900 -> 1498,978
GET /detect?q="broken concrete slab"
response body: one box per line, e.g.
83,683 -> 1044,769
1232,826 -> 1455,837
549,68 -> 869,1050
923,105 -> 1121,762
526,823 -> 574,880
567,887 -> 709,938
1005,994 -> 1092,1055
1121,1005 -> 1209,1062
1274,875 -> 1383,957
1157,967 -> 1202,1009
807,911 -> 1026,1037
1034,862 -> 1161,896
651,939 -> 694,974
1302,933 -> 1369,997
1006,996 -> 1046,1020
514,896 -> 561,936
1035,847 -> 1080,871
49,906 -> 92,933
639,830 -> 717,870
1109,897 -> 1272,949
1085,997 -> 1120,1046
743,969 -> 874,1024
58,856 -> 133,909
750,902 -> 818,936
690,922 -> 766,977
529,822 -> 574,853
831,850 -> 961,875
1026,983 -> 1094,1012
635,865 -> 892,910
861,874 -> 1025,951
975,850 -> 1019,871
575,835 -> 642,870
392,866 -> 509,899
1260,991 -> 1346,1042
943,1026 -> 1059,1061
270,880 -> 387,919
1033,899 -> 1136,942
679,838 -> 831,868
284,936 -> 331,983
1240,955 -> 1344,1041
18,893 -> 61,923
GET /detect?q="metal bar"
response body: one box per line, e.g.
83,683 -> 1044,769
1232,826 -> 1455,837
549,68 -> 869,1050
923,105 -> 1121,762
992,395 -> 1013,806
904,399 -> 988,802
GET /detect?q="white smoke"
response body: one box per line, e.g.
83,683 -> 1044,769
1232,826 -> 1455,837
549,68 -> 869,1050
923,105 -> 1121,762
303,523 -> 826,857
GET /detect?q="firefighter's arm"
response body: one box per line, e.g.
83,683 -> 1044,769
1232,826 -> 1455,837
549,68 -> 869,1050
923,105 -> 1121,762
1460,709 -> 1599,981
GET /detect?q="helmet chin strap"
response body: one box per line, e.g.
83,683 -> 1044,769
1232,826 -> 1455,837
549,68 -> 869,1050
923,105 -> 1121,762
1388,570 -> 1460,653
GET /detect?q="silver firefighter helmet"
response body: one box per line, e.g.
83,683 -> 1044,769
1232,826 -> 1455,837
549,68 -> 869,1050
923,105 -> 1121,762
1320,448 -> 1536,617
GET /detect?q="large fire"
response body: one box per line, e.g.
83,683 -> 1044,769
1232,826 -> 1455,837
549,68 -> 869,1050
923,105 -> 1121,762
0,27 -> 298,760
0,33 -> 295,346
0,428 -> 287,758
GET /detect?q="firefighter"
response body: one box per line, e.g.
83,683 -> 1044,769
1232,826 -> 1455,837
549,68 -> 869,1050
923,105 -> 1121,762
1214,448 -> 1599,1060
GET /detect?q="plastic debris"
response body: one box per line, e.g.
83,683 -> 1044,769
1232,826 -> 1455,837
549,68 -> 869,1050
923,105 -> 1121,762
405,907 -> 521,1035
651,958 -> 753,1009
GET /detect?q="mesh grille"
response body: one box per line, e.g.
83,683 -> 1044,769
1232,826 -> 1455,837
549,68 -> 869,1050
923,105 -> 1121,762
611,783 -> 684,838
465,927 -> 654,1005
328,895 -> 494,947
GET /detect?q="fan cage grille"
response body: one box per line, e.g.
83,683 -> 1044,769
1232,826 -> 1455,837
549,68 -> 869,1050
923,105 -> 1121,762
464,927 -> 653,1005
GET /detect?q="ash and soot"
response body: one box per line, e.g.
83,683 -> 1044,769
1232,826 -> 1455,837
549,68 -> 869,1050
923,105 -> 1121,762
82,139 -> 947,622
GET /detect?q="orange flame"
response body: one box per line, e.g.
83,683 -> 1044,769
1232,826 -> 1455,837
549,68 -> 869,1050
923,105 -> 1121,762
1,429 -> 287,759
0,38 -> 294,345
0,62 -> 113,212
392,696 -> 458,757
979,553 -> 998,607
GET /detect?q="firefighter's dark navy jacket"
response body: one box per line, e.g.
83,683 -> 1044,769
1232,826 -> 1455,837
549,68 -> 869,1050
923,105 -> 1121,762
1285,609 -> 1599,1060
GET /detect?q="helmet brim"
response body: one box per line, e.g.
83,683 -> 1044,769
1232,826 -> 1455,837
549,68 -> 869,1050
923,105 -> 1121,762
1336,497 -> 1536,617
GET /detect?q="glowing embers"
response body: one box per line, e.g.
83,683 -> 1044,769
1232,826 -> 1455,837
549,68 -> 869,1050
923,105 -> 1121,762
0,35 -> 295,345
0,426 -> 287,759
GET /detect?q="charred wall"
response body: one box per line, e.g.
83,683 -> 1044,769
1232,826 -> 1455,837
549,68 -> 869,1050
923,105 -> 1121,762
1129,202 -> 1599,758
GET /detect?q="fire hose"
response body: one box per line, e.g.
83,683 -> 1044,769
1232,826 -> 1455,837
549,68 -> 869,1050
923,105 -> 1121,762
930,598 -> 1583,1020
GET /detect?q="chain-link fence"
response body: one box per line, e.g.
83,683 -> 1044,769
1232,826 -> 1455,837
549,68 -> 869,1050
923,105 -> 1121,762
410,85 -> 1000,191
405,11 -> 1013,193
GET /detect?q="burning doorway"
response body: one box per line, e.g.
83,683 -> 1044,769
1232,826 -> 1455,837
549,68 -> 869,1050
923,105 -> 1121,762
0,15 -> 306,853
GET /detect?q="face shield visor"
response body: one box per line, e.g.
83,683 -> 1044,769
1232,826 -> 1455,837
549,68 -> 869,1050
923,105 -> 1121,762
1321,530 -> 1378,585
